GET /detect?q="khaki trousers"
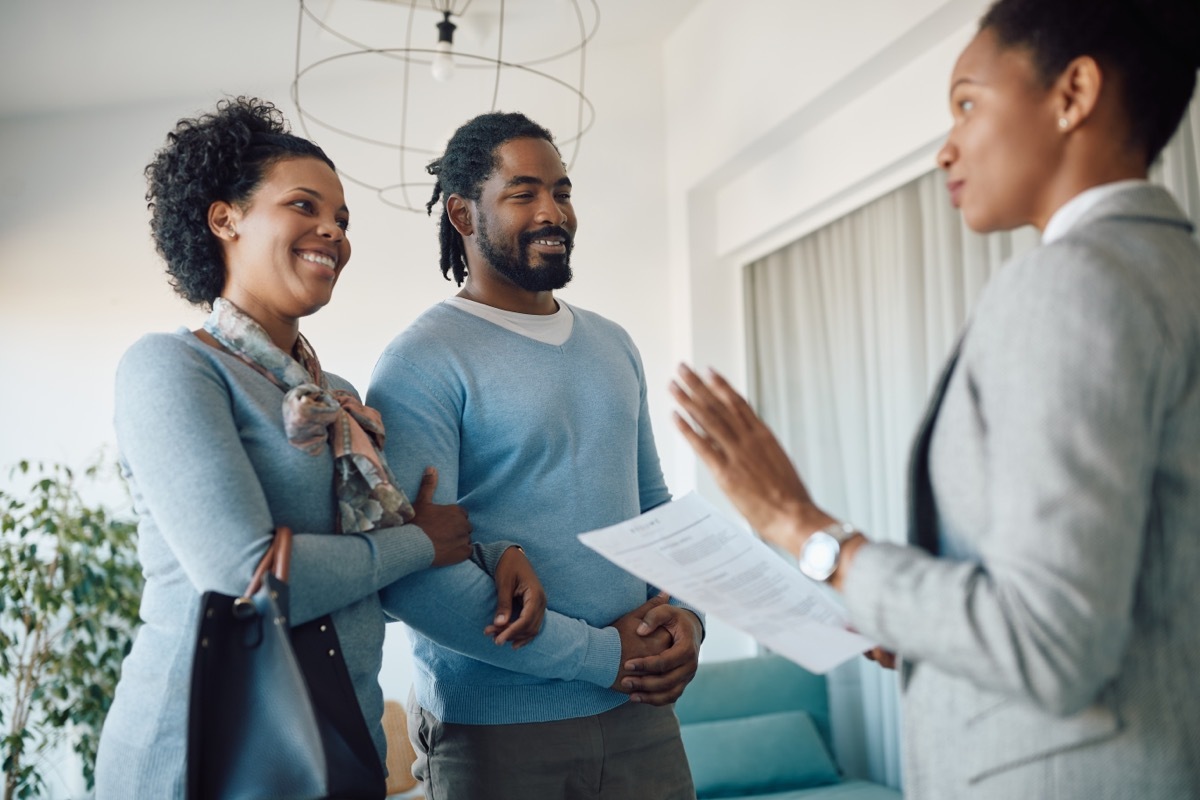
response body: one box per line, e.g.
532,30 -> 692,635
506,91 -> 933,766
407,696 -> 696,800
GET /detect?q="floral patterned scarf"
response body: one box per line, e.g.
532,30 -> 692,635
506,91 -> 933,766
204,297 -> 415,533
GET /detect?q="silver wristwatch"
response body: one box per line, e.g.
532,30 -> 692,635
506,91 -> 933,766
797,521 -> 858,582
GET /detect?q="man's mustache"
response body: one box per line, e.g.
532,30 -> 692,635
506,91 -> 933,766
519,226 -> 574,250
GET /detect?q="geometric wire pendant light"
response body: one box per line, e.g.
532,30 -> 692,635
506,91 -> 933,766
291,0 -> 598,212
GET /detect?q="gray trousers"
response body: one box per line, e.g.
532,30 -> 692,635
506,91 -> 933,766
407,696 -> 696,800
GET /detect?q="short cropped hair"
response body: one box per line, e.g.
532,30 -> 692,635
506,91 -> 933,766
980,0 -> 1199,165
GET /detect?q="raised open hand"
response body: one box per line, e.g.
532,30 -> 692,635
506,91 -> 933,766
670,364 -> 833,551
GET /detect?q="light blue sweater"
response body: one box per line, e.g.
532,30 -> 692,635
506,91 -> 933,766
95,330 -> 505,799
366,301 -> 694,726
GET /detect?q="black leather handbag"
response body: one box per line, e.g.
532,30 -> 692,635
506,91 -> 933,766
186,526 -> 386,800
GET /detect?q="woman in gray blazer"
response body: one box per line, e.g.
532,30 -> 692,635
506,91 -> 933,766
667,0 -> 1200,797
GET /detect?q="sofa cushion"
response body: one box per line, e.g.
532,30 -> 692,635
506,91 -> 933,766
673,655 -> 832,749
681,708 -> 841,799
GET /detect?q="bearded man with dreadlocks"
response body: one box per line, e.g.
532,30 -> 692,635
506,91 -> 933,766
366,112 -> 700,800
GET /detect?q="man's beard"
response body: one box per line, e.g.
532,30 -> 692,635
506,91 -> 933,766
477,216 -> 574,292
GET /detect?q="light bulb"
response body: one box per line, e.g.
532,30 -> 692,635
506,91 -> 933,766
431,40 -> 455,82
432,11 -> 457,82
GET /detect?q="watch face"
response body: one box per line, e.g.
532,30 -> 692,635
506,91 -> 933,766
800,530 -> 839,580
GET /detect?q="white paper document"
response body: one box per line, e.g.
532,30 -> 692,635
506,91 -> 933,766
578,492 -> 875,674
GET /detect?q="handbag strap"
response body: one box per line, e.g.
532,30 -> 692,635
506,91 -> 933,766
244,526 -> 294,597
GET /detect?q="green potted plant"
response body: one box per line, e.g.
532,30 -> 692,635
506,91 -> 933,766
1,460 -> 143,800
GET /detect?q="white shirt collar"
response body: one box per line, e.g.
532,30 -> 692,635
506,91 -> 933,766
1042,179 -> 1149,244
443,296 -> 575,346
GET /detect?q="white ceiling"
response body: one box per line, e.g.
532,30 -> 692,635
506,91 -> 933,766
0,0 -> 699,119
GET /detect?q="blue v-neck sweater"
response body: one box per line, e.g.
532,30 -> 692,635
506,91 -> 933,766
367,302 -> 694,725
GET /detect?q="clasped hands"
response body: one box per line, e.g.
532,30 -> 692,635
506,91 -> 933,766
609,593 -> 703,705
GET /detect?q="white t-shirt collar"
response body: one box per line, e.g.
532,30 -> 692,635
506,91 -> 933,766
443,296 -> 575,346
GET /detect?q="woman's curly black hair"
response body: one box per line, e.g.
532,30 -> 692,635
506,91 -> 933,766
981,0 -> 1199,166
425,112 -> 558,286
144,96 -> 336,307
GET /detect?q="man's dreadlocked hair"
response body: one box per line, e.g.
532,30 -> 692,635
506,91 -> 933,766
425,112 -> 559,285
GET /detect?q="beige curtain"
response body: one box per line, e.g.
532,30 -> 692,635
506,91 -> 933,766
742,96 -> 1200,789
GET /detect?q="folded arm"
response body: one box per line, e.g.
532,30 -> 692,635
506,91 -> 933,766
115,336 -> 435,626
368,351 -> 628,684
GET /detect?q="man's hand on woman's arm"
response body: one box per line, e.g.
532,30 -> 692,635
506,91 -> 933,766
409,466 -> 473,566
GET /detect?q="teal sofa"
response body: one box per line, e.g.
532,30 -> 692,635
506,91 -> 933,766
674,655 -> 902,800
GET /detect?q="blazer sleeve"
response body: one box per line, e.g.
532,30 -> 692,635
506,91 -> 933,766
844,240 -> 1168,715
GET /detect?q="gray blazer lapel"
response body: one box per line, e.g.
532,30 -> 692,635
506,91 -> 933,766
903,185 -> 1189,559
900,337 -> 962,688
906,336 -> 964,555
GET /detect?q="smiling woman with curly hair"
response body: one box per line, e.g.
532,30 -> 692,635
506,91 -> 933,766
93,97 -> 545,799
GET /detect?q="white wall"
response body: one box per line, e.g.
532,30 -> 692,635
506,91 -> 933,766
661,0 -> 991,477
